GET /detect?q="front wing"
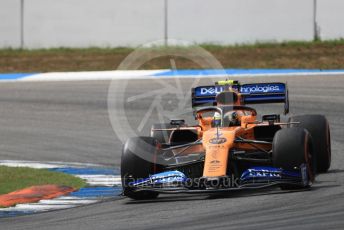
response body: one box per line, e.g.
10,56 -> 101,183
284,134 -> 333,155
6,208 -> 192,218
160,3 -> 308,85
125,165 -> 310,194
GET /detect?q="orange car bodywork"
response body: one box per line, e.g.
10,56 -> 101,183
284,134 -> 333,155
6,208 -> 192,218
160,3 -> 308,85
169,109 -> 271,178
192,88 -> 269,178
199,117 -> 272,178
170,117 -> 273,178
168,86 -> 289,179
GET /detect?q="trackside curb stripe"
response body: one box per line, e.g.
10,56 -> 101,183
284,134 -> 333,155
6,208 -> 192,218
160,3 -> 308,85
0,73 -> 37,80
153,68 -> 344,76
1,69 -> 344,82
0,160 -> 121,218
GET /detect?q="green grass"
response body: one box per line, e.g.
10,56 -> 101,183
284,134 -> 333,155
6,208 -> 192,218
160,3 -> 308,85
201,39 -> 344,49
1,39 -> 344,72
0,166 -> 87,195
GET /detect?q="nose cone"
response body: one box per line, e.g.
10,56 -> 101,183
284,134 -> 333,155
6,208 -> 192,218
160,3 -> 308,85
202,129 -> 236,177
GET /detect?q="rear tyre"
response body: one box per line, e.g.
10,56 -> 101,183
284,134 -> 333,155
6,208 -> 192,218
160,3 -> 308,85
121,136 -> 162,200
289,115 -> 331,173
151,123 -> 175,143
273,128 -> 315,190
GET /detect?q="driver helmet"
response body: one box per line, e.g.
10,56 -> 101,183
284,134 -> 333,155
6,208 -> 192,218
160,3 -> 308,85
224,111 -> 240,126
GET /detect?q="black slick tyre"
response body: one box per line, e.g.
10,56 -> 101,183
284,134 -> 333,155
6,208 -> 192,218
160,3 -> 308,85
289,115 -> 331,173
121,136 -> 162,200
272,127 -> 315,189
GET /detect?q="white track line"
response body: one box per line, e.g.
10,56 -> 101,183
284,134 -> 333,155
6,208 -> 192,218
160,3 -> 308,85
9,204 -> 76,211
1,69 -> 344,83
0,160 -> 104,169
19,70 -> 344,82
18,70 -> 167,82
86,181 -> 120,186
141,72 -> 344,79
38,198 -> 97,205
75,175 -> 121,187
1,197 -> 100,213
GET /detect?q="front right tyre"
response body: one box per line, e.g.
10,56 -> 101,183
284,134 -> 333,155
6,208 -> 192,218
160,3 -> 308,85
289,114 -> 331,173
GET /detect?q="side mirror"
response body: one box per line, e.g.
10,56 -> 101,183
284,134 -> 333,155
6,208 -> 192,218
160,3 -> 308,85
262,114 -> 280,125
170,119 -> 185,126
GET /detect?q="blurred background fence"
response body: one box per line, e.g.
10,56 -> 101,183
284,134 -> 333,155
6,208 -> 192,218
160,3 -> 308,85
0,0 -> 343,49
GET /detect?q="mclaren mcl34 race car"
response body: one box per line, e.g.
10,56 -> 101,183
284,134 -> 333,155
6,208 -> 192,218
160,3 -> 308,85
121,80 -> 331,200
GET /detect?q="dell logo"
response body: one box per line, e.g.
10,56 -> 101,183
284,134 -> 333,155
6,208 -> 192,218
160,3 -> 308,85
200,87 -> 224,95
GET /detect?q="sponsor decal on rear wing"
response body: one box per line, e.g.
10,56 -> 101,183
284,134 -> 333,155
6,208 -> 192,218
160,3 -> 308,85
240,83 -> 285,95
191,82 -> 289,114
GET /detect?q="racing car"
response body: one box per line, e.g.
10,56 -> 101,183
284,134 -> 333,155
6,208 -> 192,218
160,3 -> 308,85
121,80 -> 331,200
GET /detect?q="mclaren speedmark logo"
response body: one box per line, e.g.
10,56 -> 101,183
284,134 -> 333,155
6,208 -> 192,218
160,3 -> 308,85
209,137 -> 227,144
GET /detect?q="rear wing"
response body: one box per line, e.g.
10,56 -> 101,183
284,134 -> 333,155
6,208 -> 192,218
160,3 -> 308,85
191,82 -> 289,114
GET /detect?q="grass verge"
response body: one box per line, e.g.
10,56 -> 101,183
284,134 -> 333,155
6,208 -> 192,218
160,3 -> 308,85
1,40 -> 344,72
0,166 -> 86,195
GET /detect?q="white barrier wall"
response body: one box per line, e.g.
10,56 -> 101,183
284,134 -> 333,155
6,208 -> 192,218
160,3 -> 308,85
0,0 -> 343,48
24,0 -> 164,48
169,0 -> 314,44
317,0 -> 344,40
0,0 -> 21,48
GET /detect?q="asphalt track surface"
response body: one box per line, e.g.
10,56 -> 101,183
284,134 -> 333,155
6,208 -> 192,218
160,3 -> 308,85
0,75 -> 344,230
